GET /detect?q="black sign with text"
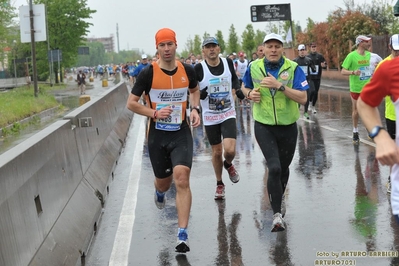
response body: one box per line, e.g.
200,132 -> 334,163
250,4 -> 291,22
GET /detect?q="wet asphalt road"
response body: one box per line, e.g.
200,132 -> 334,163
85,84 -> 399,266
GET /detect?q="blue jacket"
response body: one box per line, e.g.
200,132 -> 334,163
132,63 -> 150,77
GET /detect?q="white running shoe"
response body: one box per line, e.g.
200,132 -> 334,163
271,212 -> 286,232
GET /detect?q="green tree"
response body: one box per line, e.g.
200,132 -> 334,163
35,0 -> 96,83
193,34 -> 201,55
0,2 -> 16,44
215,30 -> 226,54
254,29 -> 265,47
328,10 -> 379,67
202,32 -> 210,41
241,24 -> 256,57
227,24 -> 239,54
0,3 -> 17,72
184,36 -> 194,55
306,18 -> 316,32
361,0 -> 397,34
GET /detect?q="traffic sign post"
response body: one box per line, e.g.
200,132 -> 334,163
47,49 -> 62,84
19,2 -> 47,97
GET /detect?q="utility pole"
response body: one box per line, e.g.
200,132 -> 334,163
13,40 -> 17,87
116,23 -> 120,53
29,0 -> 38,97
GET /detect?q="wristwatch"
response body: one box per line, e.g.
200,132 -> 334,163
191,106 -> 201,114
368,125 -> 384,139
278,85 -> 285,91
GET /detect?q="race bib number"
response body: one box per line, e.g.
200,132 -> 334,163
299,66 -> 308,76
208,77 -> 231,111
359,66 -> 371,81
310,65 -> 319,75
155,103 -> 182,131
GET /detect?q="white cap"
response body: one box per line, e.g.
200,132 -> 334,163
141,54 -> 148,59
355,35 -> 371,46
136,59 -> 140,63
298,44 -> 306,50
390,34 -> 399,50
263,33 -> 284,44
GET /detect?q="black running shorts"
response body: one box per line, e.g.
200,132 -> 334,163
204,118 -> 237,146
147,120 -> 193,179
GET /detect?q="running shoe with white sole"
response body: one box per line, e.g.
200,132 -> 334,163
154,190 -> 166,209
214,184 -> 225,200
271,212 -> 286,232
175,228 -> 190,253
225,164 -> 240,183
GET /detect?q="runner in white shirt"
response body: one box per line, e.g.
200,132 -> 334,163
235,51 -> 248,85
194,37 -> 243,200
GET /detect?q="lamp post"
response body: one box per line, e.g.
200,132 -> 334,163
13,40 -> 17,87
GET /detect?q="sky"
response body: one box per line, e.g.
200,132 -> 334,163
12,0 -> 374,55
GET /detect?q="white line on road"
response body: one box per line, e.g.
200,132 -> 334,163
347,136 -> 376,147
321,126 -> 339,132
109,115 -> 145,266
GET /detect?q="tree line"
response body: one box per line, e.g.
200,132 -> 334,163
1,0 -> 398,83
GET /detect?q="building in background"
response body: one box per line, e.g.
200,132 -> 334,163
87,35 -> 115,53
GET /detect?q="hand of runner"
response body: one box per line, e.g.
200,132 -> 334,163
190,112 -> 201,128
260,73 -> 280,89
251,88 -> 261,103
157,106 -> 173,119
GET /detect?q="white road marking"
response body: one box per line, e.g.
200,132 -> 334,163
109,115 -> 145,266
348,136 -> 376,147
321,126 -> 339,132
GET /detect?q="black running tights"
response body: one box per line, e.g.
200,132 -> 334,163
254,121 -> 298,214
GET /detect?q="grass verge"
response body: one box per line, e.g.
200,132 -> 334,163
0,84 -> 64,133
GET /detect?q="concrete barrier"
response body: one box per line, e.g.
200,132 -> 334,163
0,77 -> 30,89
0,81 -> 133,266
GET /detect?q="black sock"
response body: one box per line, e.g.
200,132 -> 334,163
223,160 -> 232,169
217,181 -> 224,186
